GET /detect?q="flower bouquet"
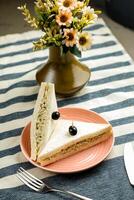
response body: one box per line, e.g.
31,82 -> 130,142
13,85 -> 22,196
18,0 -> 100,96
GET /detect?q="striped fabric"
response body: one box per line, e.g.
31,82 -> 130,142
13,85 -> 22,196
0,18 -> 134,199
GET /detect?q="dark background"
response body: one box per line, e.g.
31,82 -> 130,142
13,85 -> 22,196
0,0 -> 35,35
0,0 -> 134,59
0,0 -> 134,35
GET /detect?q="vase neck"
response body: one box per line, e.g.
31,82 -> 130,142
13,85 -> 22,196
48,46 -> 75,62
48,46 -> 62,61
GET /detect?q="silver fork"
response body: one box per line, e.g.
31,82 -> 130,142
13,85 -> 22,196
16,167 -> 92,200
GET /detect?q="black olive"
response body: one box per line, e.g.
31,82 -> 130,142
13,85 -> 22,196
69,125 -> 77,136
52,111 -> 60,120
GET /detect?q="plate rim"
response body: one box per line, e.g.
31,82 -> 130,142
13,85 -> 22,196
20,107 -> 114,174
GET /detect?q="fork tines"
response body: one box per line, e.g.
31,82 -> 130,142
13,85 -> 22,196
17,167 -> 44,191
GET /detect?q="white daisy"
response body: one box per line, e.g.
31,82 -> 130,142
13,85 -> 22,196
82,6 -> 98,23
76,32 -> 92,51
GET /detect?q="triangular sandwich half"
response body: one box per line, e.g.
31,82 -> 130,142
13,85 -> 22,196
30,82 -> 58,161
37,119 -> 112,166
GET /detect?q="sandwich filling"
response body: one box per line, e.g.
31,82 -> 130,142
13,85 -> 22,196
38,131 -> 111,163
35,85 -> 48,155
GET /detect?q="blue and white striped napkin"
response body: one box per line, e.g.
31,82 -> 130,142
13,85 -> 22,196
0,18 -> 134,199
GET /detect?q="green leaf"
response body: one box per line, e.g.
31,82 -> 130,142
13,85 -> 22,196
34,6 -> 48,21
70,46 -> 81,57
84,0 -> 91,6
34,6 -> 43,20
62,45 -> 69,54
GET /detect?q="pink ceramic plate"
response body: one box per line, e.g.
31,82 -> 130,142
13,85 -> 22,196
20,107 -> 114,173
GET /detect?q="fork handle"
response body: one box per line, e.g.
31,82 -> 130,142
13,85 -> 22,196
66,191 -> 92,200
51,188 -> 92,200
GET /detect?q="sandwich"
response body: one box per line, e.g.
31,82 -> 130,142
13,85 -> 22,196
30,82 -> 58,160
37,119 -> 112,166
30,82 -> 112,166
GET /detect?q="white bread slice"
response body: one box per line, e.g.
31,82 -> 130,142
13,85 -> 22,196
30,82 -> 58,161
37,119 -> 112,166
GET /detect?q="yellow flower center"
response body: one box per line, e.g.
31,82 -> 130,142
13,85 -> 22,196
63,0 -> 71,7
85,13 -> 93,21
60,14 -> 68,22
86,14 -> 91,20
79,37 -> 87,45
67,32 -> 74,41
